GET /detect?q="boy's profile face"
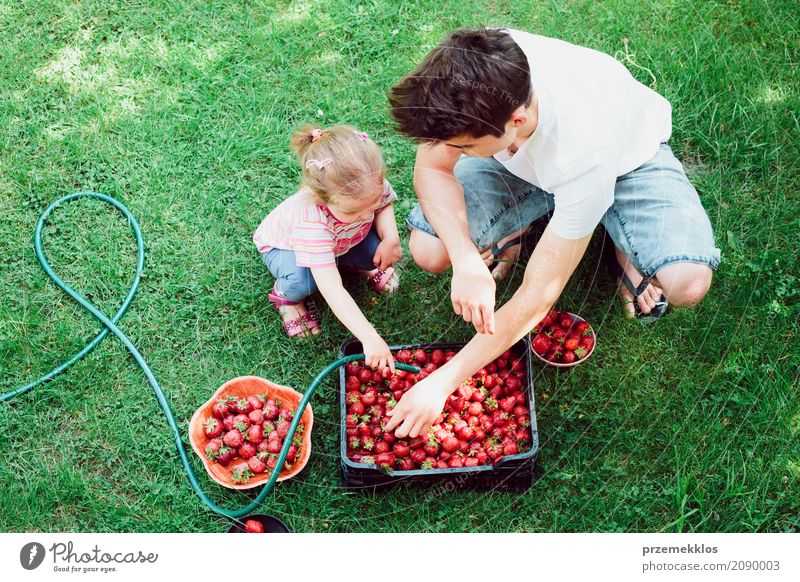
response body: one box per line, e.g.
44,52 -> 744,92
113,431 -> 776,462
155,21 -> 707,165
442,104 -> 533,158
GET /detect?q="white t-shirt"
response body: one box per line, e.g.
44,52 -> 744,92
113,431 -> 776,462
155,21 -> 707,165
493,29 -> 672,239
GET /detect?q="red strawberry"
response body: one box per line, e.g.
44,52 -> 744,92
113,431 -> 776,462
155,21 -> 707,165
230,464 -> 254,484
423,440 -> 440,457
204,438 -> 223,460
467,402 -> 483,416
349,400 -> 366,416
223,429 -> 244,448
215,445 -> 236,466
359,369 -> 373,384
247,424 -> 263,444
361,390 -> 377,406
244,519 -> 264,533
393,442 -> 410,458
285,445 -> 299,463
233,414 -> 251,431
267,439 -> 282,454
345,375 -> 361,391
431,349 -> 446,365
212,400 -> 229,419
345,414 -> 358,428
580,336 -> 595,351
412,349 -> 428,364
464,457 -> 480,467
532,333 -> 550,355
374,452 -> 395,467
448,457 -> 464,468
248,409 -> 264,425
503,442 -> 519,456
563,334 -> 580,351
424,362 -> 438,374
435,460 -> 449,469
222,414 -> 236,432
361,437 -> 375,451
562,351 -> 577,364
345,362 -> 361,377
499,396 -> 516,412
248,455 -> 267,474
558,314 -> 574,329
395,349 -> 413,363
456,425 -> 474,441
262,402 -> 279,420
374,440 -> 390,454
513,405 -> 528,418
238,442 -> 256,459
397,457 -> 415,471
382,431 -> 396,444
442,436 -> 460,453
411,448 -> 427,466
574,347 -> 588,360
357,424 -> 371,437
248,395 -> 264,410
575,321 -> 590,334
275,420 -> 290,438
233,398 -> 253,415
204,417 -> 223,438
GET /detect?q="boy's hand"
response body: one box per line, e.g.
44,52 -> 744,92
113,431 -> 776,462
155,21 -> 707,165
361,334 -> 396,373
385,374 -> 450,438
451,254 -> 496,334
373,236 -> 402,271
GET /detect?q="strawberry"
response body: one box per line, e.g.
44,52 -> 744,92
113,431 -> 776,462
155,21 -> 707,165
349,400 -> 366,416
267,439 -> 282,454
397,457 -> 415,471
247,424 -> 263,444
423,440 -> 440,457
215,445 -> 236,466
395,349 -> 413,363
503,442 -> 519,456
424,362 -> 438,374
382,431 -> 396,444
345,375 -> 361,391
276,420 -> 290,438
412,349 -> 428,364
233,398 -> 253,415
532,333 -> 551,355
456,425 -> 474,441
231,464 -> 254,484
513,405 -> 528,418
244,519 -> 264,533
563,334 -> 580,351
562,351 -> 577,364
248,409 -> 264,425
204,417 -> 223,438
345,362 -> 362,377
431,349 -> 446,365
248,395 -> 264,410
381,366 -> 393,379
410,448 -> 427,466
358,369 -> 373,384
499,396 -> 516,412
285,445 -> 299,463
374,452 -> 395,467
248,455 -> 267,474
580,336 -> 595,351
448,457 -> 464,468
558,314 -> 574,329
467,402 -> 483,416
223,429 -> 244,448
435,460 -> 449,469
262,402 -> 279,420
361,437 -> 375,451
233,414 -> 251,431
464,457 -> 480,467
361,390 -> 377,406
345,414 -> 358,428
204,438 -> 223,460
222,414 -> 236,432
575,321 -> 590,334
393,442 -> 410,458
238,442 -> 256,459
212,400 -> 229,419
442,436 -> 460,453
374,440 -> 390,454
574,347 -> 588,359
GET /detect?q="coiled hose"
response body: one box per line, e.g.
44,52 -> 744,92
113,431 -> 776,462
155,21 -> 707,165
1,192 -> 419,520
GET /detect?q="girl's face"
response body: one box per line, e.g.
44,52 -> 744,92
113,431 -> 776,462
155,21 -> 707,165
326,182 -> 384,224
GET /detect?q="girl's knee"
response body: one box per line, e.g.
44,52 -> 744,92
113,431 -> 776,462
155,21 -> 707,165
279,269 -> 317,301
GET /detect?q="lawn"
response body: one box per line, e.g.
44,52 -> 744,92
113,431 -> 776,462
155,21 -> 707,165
1,0 -> 798,532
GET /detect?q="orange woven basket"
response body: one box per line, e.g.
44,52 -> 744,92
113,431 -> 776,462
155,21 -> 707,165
189,376 -> 313,490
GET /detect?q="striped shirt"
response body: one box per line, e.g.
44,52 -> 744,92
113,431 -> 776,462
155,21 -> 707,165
253,180 -> 397,268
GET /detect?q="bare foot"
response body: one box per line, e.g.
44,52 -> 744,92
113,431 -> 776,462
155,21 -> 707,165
615,246 -> 664,317
480,227 -> 528,281
277,302 -> 321,337
362,268 -> 400,293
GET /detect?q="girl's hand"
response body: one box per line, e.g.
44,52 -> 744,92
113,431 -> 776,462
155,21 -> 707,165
373,236 -> 402,271
361,334 -> 396,373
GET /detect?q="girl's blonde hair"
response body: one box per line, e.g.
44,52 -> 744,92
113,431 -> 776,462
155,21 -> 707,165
290,124 -> 383,205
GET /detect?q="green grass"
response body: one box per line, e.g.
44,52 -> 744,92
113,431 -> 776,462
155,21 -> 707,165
1,0 -> 798,532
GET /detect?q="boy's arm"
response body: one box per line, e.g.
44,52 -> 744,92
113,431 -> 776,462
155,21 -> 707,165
414,143 -> 497,335
385,225 -> 592,437
372,205 -> 402,271
311,266 -> 395,371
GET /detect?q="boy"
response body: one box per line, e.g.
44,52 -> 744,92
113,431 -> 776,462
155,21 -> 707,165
384,27 -> 720,438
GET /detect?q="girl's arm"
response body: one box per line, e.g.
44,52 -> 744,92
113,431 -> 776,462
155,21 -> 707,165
310,265 -> 395,371
371,205 -> 402,271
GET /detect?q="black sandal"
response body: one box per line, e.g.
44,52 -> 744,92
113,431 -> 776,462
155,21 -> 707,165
602,232 -> 669,324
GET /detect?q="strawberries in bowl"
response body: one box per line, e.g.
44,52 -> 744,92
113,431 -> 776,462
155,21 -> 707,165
189,376 -> 313,490
531,309 -> 596,368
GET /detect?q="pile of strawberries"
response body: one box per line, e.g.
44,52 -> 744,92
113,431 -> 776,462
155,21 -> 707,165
344,347 -> 532,471
531,308 -> 595,364
203,394 -> 304,485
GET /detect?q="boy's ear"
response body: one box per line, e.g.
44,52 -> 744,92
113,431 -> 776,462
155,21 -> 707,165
510,105 -> 528,127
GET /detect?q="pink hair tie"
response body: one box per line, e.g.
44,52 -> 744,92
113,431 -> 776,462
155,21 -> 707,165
353,130 -> 368,142
310,128 -> 325,142
306,158 -> 334,170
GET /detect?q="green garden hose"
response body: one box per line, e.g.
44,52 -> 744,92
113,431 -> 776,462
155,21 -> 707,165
1,191 -> 419,520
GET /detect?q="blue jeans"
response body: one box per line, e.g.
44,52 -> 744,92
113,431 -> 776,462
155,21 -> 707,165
261,225 -> 382,302
406,143 -> 721,279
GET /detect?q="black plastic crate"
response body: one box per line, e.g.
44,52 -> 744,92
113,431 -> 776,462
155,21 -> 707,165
339,337 -> 539,492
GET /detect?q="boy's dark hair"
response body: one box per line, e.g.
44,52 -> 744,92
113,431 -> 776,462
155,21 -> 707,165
389,27 -> 531,142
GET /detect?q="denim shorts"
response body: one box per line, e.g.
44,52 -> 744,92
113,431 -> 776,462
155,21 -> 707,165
405,143 -> 721,278
261,224 -> 382,302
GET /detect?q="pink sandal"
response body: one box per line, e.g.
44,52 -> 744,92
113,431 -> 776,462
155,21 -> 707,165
366,267 -> 399,294
268,286 -> 321,337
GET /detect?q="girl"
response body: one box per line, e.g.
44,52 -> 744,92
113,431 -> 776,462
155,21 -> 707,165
253,124 -> 402,370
